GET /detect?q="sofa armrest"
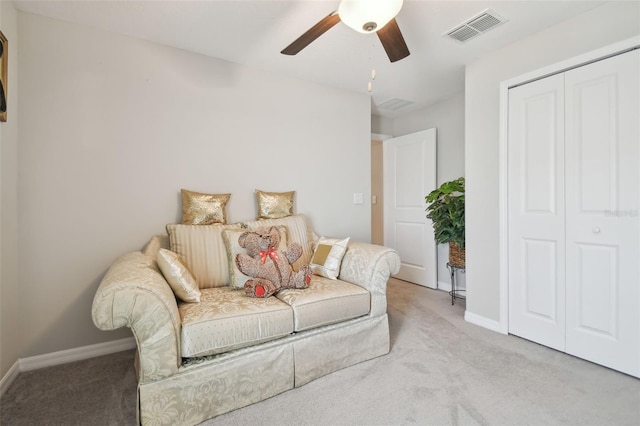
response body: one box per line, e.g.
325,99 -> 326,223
91,251 -> 181,383
339,242 -> 401,317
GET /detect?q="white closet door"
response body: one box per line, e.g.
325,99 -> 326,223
508,74 -> 566,351
564,50 -> 640,377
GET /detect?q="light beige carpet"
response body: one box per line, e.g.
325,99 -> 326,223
2,278 -> 639,425
205,279 -> 640,425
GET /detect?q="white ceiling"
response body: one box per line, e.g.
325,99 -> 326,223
13,0 -> 607,118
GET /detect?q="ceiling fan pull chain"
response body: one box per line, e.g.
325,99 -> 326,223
368,38 -> 376,94
368,67 -> 376,93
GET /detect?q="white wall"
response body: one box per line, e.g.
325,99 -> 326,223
465,1 -> 640,326
0,0 -> 20,379
17,12 -> 371,358
371,114 -> 393,136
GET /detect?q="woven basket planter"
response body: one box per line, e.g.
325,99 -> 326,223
449,241 -> 465,268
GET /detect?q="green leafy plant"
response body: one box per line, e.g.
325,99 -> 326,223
425,177 -> 465,248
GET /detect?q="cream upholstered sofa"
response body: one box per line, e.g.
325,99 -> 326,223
92,214 -> 400,425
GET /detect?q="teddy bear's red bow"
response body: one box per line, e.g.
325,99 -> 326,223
259,247 -> 280,264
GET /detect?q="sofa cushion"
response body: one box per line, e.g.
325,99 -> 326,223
178,287 -> 294,357
276,276 -> 370,332
167,223 -> 242,288
244,214 -> 316,271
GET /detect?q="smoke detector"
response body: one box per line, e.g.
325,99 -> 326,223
444,9 -> 507,43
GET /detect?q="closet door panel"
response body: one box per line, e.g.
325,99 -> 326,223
565,50 -> 640,377
574,244 -> 618,335
508,74 -> 566,351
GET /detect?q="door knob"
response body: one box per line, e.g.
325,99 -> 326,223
592,227 -> 601,234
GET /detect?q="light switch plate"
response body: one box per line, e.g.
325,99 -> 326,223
353,193 -> 364,204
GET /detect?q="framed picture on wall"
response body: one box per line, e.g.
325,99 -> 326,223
0,30 -> 7,122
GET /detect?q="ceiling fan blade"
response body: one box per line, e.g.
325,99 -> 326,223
377,18 -> 410,63
281,12 -> 341,56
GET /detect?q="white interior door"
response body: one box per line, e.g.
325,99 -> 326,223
383,129 -> 437,288
508,73 -> 566,351
564,50 -> 639,377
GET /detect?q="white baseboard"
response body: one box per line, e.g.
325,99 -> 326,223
1,337 -> 135,396
464,311 -> 508,334
1,337 -> 136,396
0,359 -> 20,398
437,280 -> 451,292
19,337 -> 136,372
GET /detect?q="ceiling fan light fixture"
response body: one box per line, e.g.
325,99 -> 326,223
338,0 -> 403,33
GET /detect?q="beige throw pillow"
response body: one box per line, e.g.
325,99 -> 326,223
310,237 -> 350,279
156,248 -> 201,303
222,229 -> 253,290
167,223 -> 242,288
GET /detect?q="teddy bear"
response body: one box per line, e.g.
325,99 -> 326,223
235,226 -> 312,298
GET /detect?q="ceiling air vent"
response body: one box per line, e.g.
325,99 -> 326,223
445,9 -> 507,43
377,97 -> 413,111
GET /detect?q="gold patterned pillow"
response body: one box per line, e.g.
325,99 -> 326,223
256,190 -> 295,220
156,248 -> 201,303
310,237 -> 350,279
181,189 -> 230,225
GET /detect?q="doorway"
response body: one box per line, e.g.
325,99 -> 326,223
371,138 -> 384,246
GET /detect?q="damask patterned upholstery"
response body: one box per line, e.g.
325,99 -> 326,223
92,214 -> 401,425
339,241 -> 399,317
276,275 -> 370,332
179,287 -> 293,357
91,252 -> 181,383
140,343 -> 294,425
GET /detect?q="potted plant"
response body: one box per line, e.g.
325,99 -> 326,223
425,177 -> 465,268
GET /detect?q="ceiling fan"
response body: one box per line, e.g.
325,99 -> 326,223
281,0 -> 410,63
